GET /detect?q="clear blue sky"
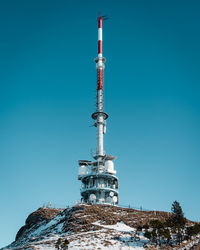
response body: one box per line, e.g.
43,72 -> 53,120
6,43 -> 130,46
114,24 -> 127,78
0,0 -> 200,247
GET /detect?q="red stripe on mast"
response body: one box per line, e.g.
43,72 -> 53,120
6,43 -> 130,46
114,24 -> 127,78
98,69 -> 103,90
98,40 -> 102,54
98,18 -> 102,28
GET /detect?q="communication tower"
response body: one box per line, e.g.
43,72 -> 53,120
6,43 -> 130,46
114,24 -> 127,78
78,16 -> 119,205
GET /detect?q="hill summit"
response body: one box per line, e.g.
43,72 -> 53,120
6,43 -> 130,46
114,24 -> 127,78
2,204 -> 200,249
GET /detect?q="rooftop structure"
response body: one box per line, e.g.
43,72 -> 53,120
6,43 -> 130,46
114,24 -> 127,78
78,16 -> 118,205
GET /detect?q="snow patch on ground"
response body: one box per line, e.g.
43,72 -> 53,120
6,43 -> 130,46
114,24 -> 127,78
93,221 -> 135,232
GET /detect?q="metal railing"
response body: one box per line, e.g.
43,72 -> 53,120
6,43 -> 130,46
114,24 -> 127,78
41,201 -> 153,212
80,186 -> 119,194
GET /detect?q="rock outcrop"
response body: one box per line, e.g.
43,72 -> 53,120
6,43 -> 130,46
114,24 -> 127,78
16,208 -> 63,241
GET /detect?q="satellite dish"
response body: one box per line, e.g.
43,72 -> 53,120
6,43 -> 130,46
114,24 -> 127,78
113,196 -> 118,203
110,191 -> 114,197
106,197 -> 112,203
89,194 -> 96,202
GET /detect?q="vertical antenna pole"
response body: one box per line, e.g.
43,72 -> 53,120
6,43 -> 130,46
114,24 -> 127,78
96,16 -> 106,159
92,16 -> 108,161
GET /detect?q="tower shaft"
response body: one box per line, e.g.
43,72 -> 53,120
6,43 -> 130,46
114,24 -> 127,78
96,17 -> 105,158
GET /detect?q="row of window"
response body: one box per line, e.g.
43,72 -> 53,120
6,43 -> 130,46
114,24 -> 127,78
81,183 -> 118,189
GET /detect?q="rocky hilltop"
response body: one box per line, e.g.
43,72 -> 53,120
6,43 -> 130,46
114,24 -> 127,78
2,204 -> 200,249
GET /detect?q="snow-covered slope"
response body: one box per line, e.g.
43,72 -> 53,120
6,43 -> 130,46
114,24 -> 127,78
1,204 -> 200,249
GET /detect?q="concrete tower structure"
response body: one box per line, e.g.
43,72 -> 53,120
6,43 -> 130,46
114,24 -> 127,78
78,16 -> 119,205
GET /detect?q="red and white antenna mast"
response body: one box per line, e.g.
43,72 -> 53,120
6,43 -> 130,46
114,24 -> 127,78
92,15 -> 108,159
